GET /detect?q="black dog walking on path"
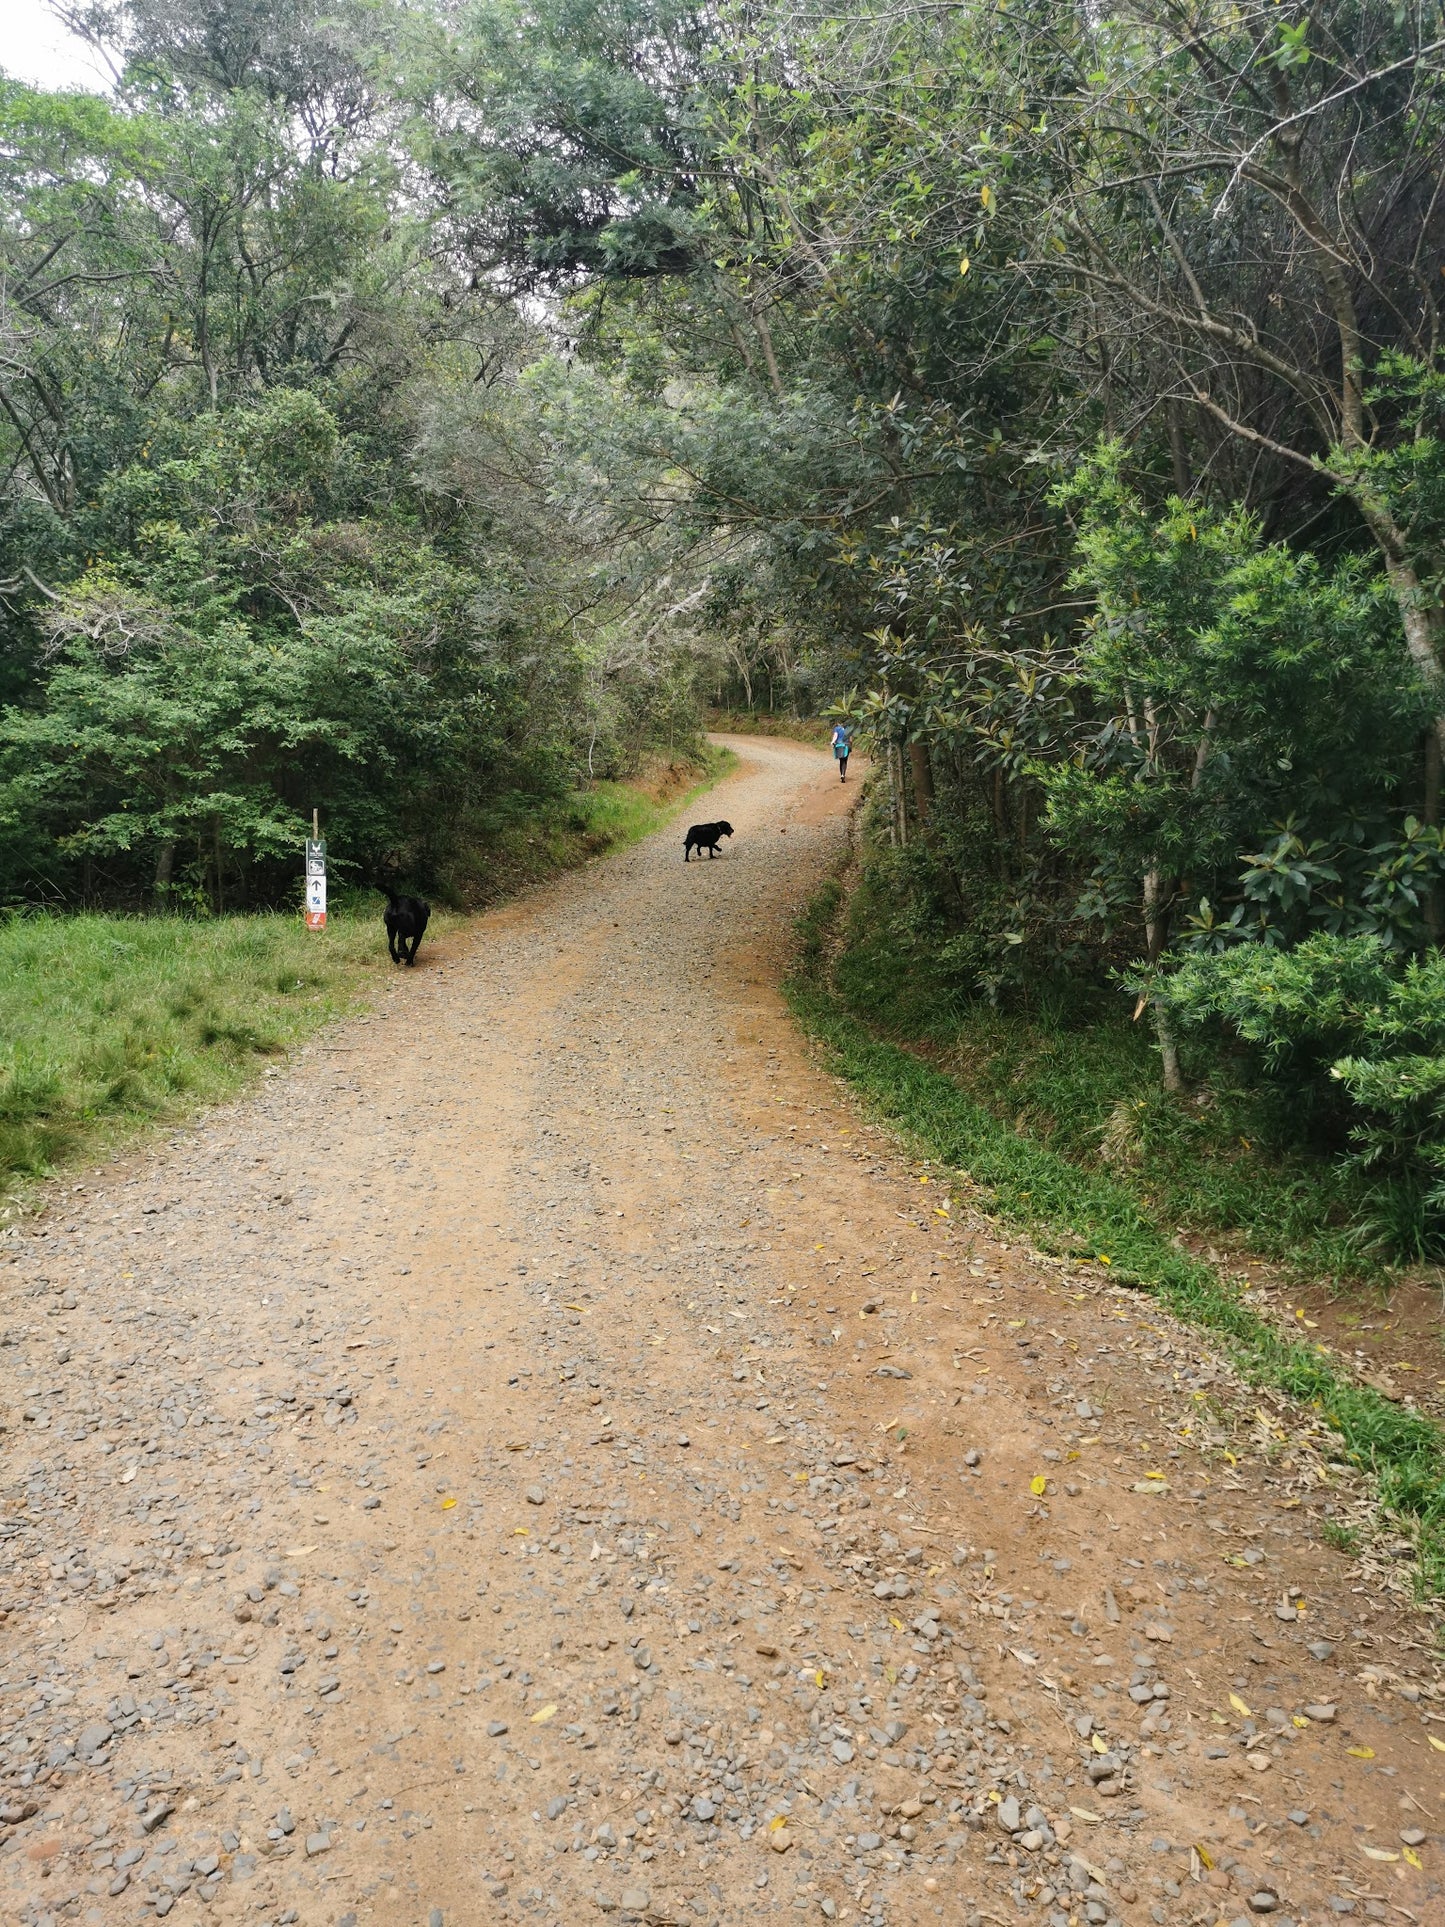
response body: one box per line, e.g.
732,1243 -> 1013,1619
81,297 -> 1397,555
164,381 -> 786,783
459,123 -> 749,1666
383,888 -> 430,964
683,821 -> 733,861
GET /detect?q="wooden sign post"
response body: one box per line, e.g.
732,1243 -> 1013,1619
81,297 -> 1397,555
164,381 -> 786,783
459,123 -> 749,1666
305,808 -> 327,930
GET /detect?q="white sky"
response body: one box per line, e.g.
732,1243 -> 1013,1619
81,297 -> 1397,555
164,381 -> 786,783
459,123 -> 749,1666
2,1 -> 115,91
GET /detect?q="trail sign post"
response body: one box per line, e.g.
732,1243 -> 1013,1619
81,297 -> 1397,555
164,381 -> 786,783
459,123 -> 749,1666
305,810 -> 326,930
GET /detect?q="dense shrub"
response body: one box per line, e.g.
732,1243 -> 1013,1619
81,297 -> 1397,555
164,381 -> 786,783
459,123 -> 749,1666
1157,936 -> 1445,1257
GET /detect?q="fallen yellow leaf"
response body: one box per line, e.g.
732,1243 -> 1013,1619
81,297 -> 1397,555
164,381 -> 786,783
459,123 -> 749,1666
440,1496 -> 457,1510
1194,1843 -> 1214,1870
1404,1846 -> 1423,1870
1347,1746 -> 1375,1759
530,1704 -> 558,1724
1090,1732 -> 1108,1754
1030,1475 -> 1048,1497
769,1814 -> 788,1831
1229,1693 -> 1252,1718
1360,1844 -> 1397,1861
814,1669 -> 826,1688
1069,1806 -> 1102,1823
1430,1735 -> 1445,1753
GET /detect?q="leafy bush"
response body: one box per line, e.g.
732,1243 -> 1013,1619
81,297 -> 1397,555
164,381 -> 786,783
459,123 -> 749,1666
1156,935 -> 1445,1257
1044,449 -> 1437,956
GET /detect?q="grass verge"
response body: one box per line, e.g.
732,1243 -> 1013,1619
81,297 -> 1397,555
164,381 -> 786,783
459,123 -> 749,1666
0,747 -> 735,1202
445,746 -> 737,903
788,891 -> 1445,1597
0,909 -> 393,1194
832,853 -> 1389,1285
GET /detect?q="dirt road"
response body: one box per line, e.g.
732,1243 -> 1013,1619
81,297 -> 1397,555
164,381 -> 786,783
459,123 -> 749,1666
2,735 -> 1441,1927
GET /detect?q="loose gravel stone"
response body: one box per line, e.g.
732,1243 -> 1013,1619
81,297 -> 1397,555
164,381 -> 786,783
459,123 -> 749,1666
0,737 -> 1430,1927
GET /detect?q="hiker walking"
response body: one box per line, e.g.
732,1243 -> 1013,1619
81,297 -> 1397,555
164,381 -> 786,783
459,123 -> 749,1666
831,721 -> 852,782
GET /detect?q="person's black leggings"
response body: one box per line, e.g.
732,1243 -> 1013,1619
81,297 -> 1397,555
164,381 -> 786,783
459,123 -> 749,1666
838,754 -> 849,781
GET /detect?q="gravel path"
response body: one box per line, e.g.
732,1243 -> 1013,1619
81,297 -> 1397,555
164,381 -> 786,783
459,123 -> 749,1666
1,735 -> 1441,1927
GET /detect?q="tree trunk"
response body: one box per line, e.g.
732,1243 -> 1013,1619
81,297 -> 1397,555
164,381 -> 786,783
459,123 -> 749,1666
154,838 -> 176,906
908,740 -> 934,826
1426,724 -> 1442,947
1166,399 -> 1191,496
1371,544 -> 1445,880
752,304 -> 785,401
1143,861 -> 1183,1094
1154,1003 -> 1183,1095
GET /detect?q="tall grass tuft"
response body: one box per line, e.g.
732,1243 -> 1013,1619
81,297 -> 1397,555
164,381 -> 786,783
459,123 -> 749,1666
0,911 -> 388,1185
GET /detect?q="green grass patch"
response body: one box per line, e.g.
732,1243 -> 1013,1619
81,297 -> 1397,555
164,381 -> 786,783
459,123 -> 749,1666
0,747 -> 736,1199
575,746 -> 739,849
788,903 -> 1445,1596
0,908 -> 397,1195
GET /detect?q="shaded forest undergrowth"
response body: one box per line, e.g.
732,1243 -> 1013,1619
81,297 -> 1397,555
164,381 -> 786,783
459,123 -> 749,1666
827,844 -> 1445,1293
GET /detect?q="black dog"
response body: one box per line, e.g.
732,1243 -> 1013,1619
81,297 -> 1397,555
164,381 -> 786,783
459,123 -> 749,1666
684,820 -> 733,862
383,887 -> 430,965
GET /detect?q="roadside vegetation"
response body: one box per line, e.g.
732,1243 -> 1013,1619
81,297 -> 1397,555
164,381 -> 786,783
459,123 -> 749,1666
0,751 -> 730,1201
790,873 -> 1445,1596
707,711 -> 832,747
828,851 -> 1416,1287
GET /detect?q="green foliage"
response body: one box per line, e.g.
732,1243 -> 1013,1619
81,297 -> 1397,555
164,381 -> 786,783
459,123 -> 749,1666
435,0 -> 711,281
1158,937 -> 1445,1258
831,845 -> 1389,1279
0,10 -> 717,910
1046,449 -> 1435,953
0,390 -> 539,903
